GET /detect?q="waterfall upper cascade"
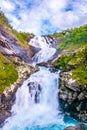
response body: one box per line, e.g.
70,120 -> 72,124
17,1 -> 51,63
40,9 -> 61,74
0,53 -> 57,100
1,36 -> 79,130
28,36 -> 56,63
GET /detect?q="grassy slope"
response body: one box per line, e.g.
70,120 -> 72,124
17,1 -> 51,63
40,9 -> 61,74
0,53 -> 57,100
0,10 -> 33,49
0,11 -> 33,93
52,25 -> 87,86
0,52 -> 18,93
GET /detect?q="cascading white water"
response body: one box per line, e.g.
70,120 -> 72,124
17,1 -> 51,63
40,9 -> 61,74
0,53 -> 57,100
2,67 -> 64,130
1,36 -> 79,130
29,36 -> 56,63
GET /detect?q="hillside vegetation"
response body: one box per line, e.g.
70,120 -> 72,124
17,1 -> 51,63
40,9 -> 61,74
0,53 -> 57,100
0,11 -> 33,93
0,10 -> 33,49
0,52 -> 18,93
53,25 -> 87,87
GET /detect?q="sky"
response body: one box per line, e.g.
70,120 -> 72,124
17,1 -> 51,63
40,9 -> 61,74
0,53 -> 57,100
0,0 -> 87,35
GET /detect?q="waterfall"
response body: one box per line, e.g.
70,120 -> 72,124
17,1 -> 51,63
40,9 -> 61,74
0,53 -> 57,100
1,36 -> 79,130
28,36 -> 56,63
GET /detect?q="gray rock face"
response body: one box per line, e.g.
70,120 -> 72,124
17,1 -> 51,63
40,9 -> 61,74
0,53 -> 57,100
0,110 -> 11,127
59,71 -> 87,122
0,27 -> 32,62
63,123 -> 85,130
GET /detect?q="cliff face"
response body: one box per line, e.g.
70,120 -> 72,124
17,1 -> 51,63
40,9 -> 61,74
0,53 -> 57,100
0,27 -> 33,62
0,11 -> 39,125
53,47 -> 87,122
59,71 -> 87,122
52,26 -> 87,122
0,11 -> 37,94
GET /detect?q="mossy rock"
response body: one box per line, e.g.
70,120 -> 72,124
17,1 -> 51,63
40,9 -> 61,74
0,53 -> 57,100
53,55 -> 72,71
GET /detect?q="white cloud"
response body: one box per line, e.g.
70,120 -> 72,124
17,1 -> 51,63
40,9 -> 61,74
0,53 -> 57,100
0,0 -> 87,35
0,0 -> 15,12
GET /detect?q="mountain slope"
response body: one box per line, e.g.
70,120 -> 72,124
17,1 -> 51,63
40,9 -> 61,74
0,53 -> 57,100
53,25 -> 87,86
0,11 -> 34,93
52,25 -> 87,122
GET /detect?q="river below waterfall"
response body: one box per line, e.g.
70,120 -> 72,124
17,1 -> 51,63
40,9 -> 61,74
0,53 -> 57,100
0,36 -> 85,130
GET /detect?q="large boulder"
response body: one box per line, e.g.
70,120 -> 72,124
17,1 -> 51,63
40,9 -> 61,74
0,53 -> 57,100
28,81 -> 42,103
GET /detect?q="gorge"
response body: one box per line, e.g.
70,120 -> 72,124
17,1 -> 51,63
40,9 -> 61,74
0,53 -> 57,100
0,36 -> 86,130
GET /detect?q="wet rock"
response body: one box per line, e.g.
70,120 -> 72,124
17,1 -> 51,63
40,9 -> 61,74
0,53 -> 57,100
0,110 -> 11,127
43,36 -> 61,48
1,94 -> 6,106
29,45 -> 41,57
59,71 -> 87,122
63,123 -> 85,130
28,81 -> 42,103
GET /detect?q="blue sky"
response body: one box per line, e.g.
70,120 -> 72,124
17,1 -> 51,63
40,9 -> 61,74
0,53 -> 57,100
0,0 -> 87,35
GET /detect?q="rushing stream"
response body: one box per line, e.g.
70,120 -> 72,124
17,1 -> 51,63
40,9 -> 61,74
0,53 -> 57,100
0,36 -> 81,130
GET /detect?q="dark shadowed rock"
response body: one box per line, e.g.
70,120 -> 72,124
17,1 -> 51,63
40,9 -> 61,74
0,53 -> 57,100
28,81 -> 42,103
1,94 -> 6,106
59,71 -> 87,122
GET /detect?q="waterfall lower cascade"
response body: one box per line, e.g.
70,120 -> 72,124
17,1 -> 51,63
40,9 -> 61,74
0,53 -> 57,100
1,36 -> 79,130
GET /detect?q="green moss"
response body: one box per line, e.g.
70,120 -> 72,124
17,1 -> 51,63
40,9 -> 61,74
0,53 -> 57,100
71,46 -> 87,86
69,47 -> 86,66
53,55 -> 72,71
0,52 -> 18,93
53,46 -> 87,86
12,30 -> 33,49
72,65 -> 87,86
54,25 -> 87,51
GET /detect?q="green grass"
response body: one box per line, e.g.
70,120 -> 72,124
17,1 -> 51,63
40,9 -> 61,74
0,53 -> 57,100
12,29 -> 33,49
52,25 -> 87,87
0,52 -> 18,93
53,25 -> 87,51
72,65 -> 87,86
53,45 -> 87,86
0,10 -> 12,29
0,10 -> 33,49
53,55 -> 72,71
0,11 -> 35,93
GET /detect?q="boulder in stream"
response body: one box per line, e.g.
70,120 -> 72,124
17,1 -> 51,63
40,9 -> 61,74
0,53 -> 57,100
28,81 -> 42,103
